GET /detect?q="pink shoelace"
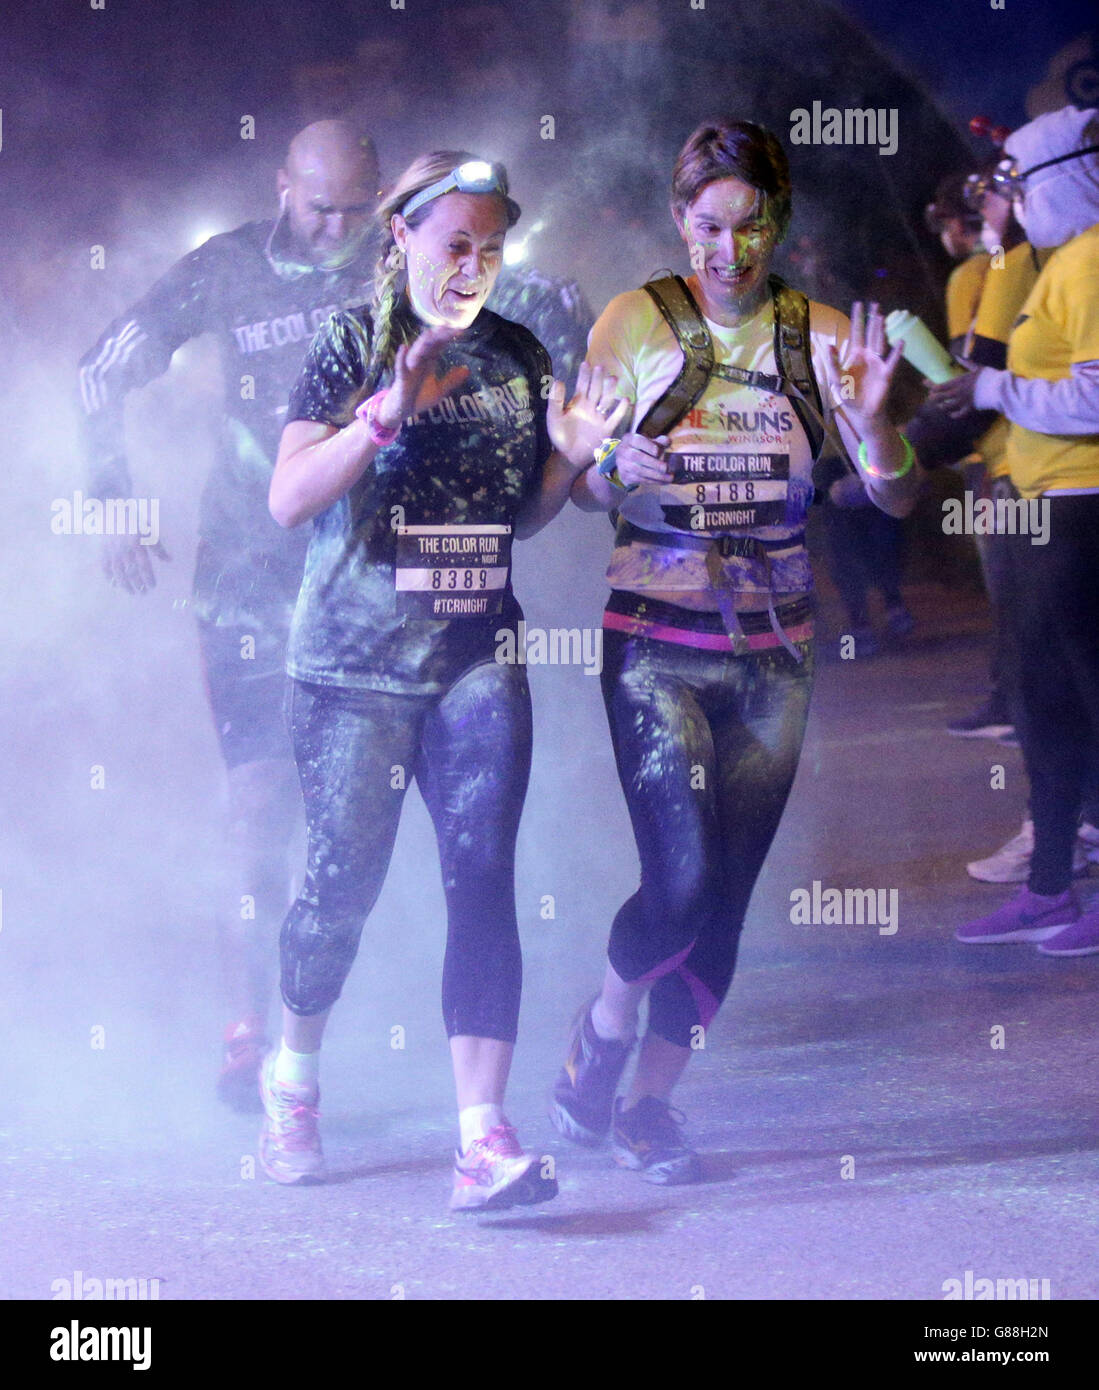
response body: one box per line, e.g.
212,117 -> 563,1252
270,1084 -> 320,1149
468,1123 -> 521,1161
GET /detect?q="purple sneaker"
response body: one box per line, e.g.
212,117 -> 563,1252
1037,907 -> 1099,957
955,887 -> 1079,945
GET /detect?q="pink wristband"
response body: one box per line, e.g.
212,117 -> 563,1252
355,388 -> 400,446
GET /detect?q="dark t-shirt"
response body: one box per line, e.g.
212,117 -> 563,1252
285,302 -> 552,694
77,216 -> 376,630
77,221 -> 588,637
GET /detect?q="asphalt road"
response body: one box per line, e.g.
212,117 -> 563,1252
3,581 -> 1096,1301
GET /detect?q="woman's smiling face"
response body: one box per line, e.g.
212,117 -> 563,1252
679,176 -> 779,314
392,192 -> 509,327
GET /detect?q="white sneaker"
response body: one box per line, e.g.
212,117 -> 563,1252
967,818 -> 1090,883
258,1051 -> 324,1185
967,820 -> 1034,883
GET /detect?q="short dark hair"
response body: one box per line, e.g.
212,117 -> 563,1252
671,119 -> 792,237
925,171 -> 983,232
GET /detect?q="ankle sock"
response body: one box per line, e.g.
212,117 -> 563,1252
273,1041 -> 320,1090
459,1102 -> 505,1152
590,997 -> 635,1044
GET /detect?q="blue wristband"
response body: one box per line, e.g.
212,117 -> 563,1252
594,437 -> 631,492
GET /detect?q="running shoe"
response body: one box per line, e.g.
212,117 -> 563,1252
967,819 -> 1089,884
1037,907 -> 1099,957
549,999 -> 634,1146
258,1050 -> 324,1185
948,699 -> 1013,740
450,1123 -> 559,1212
217,1015 -> 269,1113
954,887 -> 1079,944
612,1096 -> 702,1185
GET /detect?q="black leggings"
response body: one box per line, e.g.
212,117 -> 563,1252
279,660 -> 532,1040
601,627 -> 815,1048
1007,495 -> 1099,895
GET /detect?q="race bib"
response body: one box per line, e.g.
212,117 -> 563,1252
395,524 -> 512,618
659,451 -> 789,532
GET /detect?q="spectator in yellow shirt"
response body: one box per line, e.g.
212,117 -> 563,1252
933,106 -> 1099,957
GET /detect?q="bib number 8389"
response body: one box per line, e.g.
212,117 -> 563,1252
430,569 -> 489,590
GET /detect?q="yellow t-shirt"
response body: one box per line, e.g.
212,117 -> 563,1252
1004,224 -> 1099,497
586,286 -> 849,607
946,251 -> 990,346
972,243 -> 1041,479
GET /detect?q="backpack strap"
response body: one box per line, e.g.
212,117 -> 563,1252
768,274 -> 857,485
614,274 -> 853,531
640,273 -> 849,468
637,275 -> 714,438
769,275 -> 823,459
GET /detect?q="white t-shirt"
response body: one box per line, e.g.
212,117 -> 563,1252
587,284 -> 851,599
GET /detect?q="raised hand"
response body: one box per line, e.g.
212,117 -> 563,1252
822,301 -> 905,428
547,362 -> 631,469
378,325 -> 470,429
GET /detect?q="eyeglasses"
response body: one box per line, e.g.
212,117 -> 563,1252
400,161 -> 510,218
961,160 -> 1015,212
971,143 -> 1099,206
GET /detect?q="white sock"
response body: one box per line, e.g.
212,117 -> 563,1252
273,1041 -> 320,1089
459,1102 -> 505,1153
591,995 -> 635,1043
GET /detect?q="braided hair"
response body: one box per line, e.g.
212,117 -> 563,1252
345,150 -> 519,416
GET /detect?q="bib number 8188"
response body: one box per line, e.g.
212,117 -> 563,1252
696,481 -> 755,503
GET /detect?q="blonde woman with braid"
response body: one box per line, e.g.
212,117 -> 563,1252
262,152 -> 628,1209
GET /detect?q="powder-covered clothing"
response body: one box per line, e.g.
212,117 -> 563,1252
280,662 -> 531,1035
488,264 -> 594,395
76,215 -> 589,634
77,215 -> 377,629
600,625 -> 814,1046
284,301 -> 552,694
586,287 -> 850,608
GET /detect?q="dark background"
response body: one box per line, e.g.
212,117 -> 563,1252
3,0 -> 1096,328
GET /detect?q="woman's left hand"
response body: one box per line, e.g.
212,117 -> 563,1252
547,362 -> 631,469
822,301 -> 905,427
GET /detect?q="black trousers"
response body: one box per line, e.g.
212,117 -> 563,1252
601,627 -> 814,1048
1006,495 -> 1099,894
279,660 -> 532,1040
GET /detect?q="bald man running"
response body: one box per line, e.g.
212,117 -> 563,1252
78,122 -> 382,1111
